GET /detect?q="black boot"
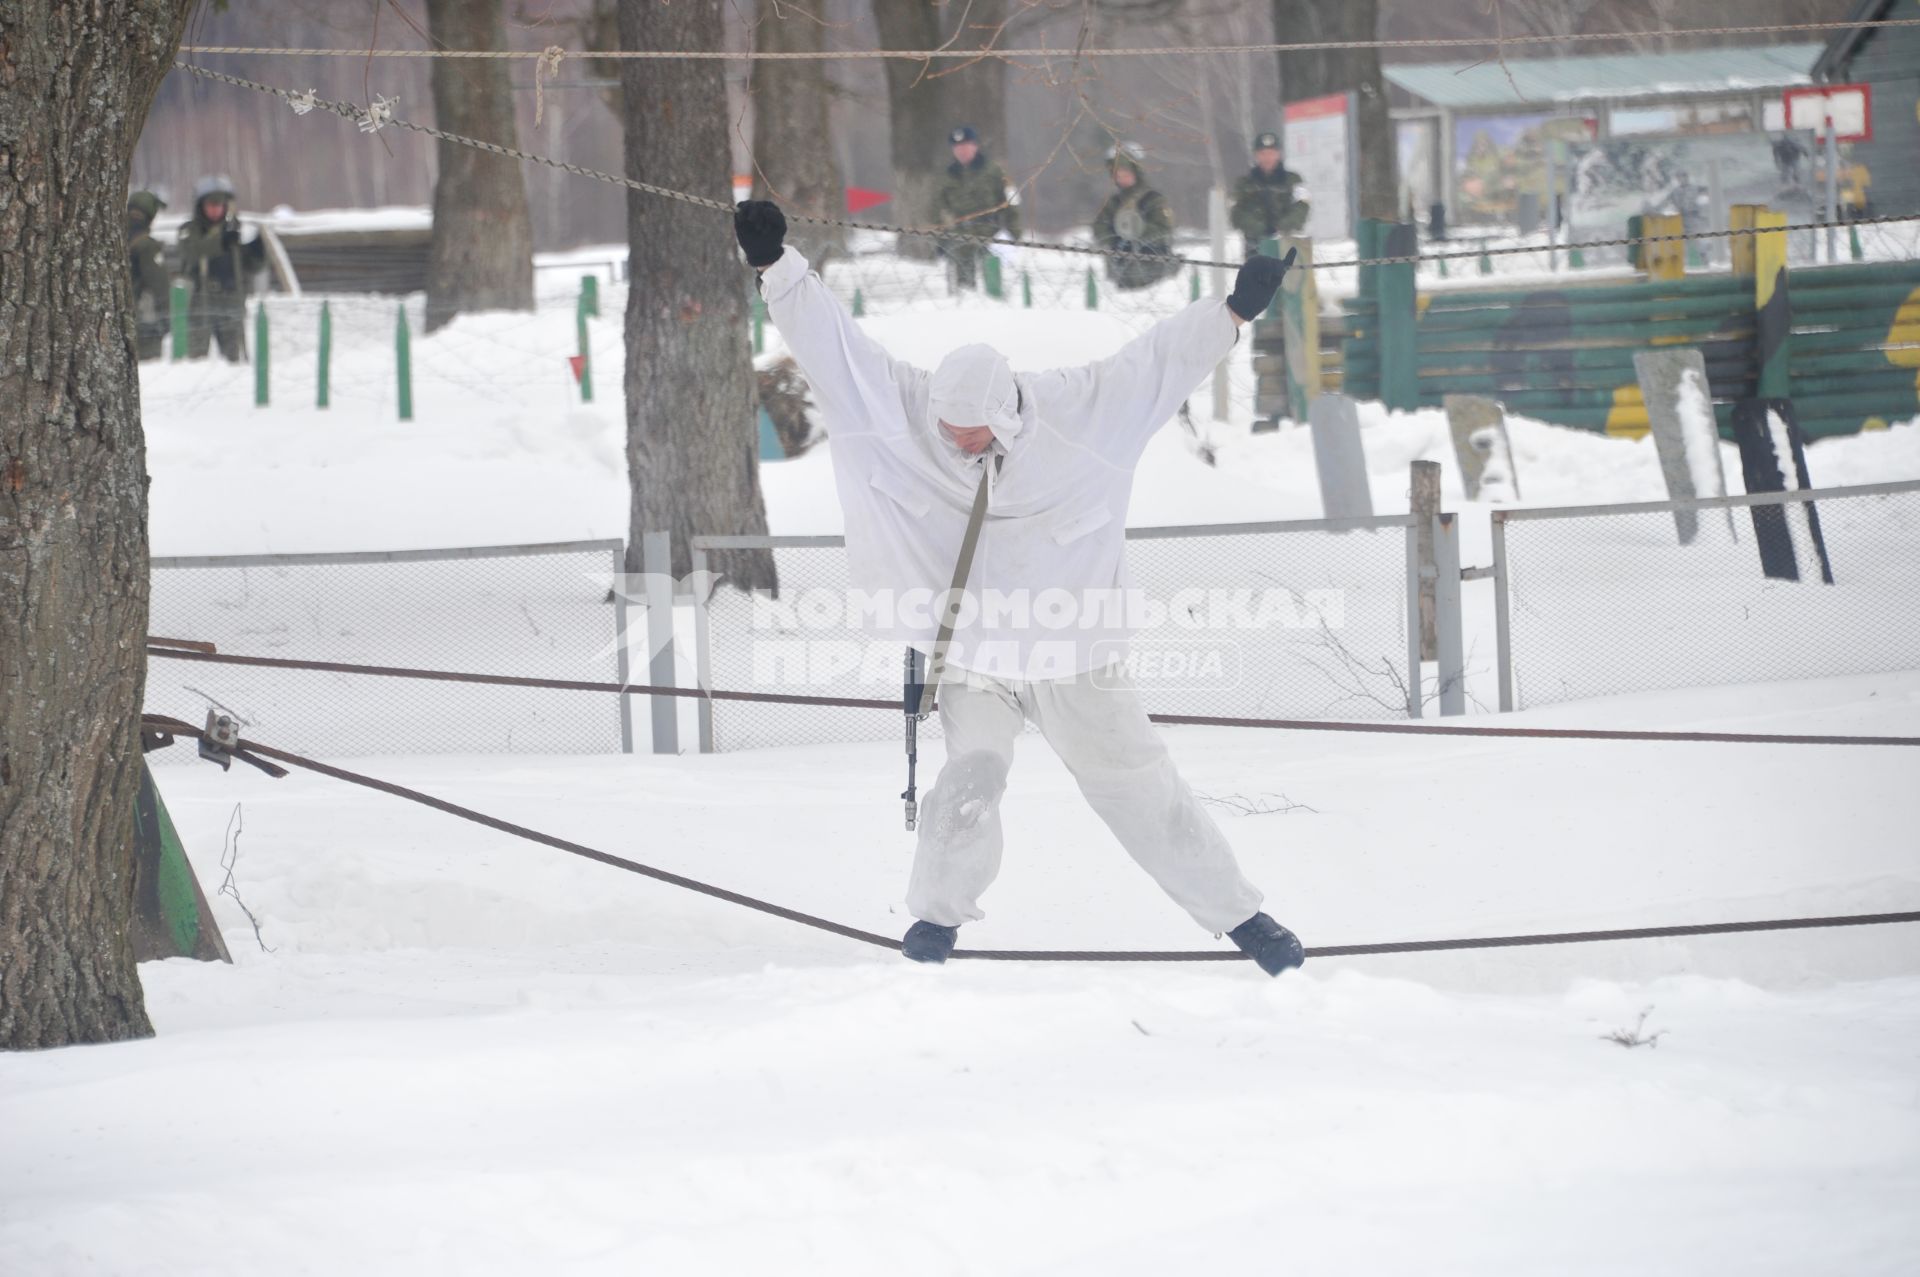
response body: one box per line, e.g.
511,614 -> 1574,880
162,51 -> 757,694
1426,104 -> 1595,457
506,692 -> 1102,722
1228,912 -> 1305,976
902,920 -> 959,964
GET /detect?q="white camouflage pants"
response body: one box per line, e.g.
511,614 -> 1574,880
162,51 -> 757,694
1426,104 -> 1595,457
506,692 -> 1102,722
907,665 -> 1266,935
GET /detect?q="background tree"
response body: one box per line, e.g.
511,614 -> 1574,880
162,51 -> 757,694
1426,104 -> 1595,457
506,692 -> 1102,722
424,0 -> 536,332
1,0 -> 197,1052
750,2 -> 848,271
1271,0 -> 1398,225
619,0 -> 775,586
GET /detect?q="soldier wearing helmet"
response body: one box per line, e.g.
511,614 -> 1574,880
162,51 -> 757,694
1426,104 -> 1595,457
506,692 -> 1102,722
177,174 -> 266,361
1092,142 -> 1178,291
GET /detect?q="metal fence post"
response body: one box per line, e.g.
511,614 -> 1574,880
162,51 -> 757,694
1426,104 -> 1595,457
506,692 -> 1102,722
610,545 -> 635,754
690,543 -> 715,753
253,301 -> 269,407
395,302 -> 413,423
169,282 -> 189,361
641,530 -> 679,754
1403,518 -> 1424,719
317,300 -> 331,409
1491,510 -> 1513,713
576,294 -> 594,403
1434,512 -> 1466,717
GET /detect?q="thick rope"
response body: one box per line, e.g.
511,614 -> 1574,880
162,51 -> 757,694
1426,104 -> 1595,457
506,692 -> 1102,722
140,713 -> 1920,963
177,18 -> 1920,60
173,61 -> 1920,275
143,647 -> 1920,748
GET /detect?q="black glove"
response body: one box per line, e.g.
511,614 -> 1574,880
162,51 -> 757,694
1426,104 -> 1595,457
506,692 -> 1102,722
221,224 -> 241,250
734,200 -> 786,269
1226,247 -> 1296,322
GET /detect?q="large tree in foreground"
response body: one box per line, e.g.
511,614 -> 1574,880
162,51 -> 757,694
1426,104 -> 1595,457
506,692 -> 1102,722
424,0 -> 535,332
619,0 -> 774,586
1,0 -> 196,1051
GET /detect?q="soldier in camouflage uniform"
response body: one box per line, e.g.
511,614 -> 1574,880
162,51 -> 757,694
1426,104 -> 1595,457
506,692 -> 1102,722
1092,142 -> 1178,291
127,190 -> 171,361
177,174 -> 265,362
1229,131 -> 1309,259
935,125 -> 1021,290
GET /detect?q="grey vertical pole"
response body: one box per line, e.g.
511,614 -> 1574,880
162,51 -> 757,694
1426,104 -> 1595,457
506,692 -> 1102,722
1403,518 -> 1424,719
690,544 -> 715,753
1824,117 -> 1840,265
1491,511 -> 1513,713
611,545 -> 635,754
1707,158 -> 1727,270
642,530 -> 679,754
1208,185 -> 1231,423
1546,143 -> 1559,272
1433,512 -> 1466,717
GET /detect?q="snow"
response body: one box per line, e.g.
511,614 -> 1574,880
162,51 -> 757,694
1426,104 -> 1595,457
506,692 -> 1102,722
1675,365 -> 1727,501
14,252 -> 1915,1272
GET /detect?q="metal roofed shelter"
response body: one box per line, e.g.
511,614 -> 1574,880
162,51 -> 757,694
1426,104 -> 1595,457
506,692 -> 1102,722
1385,45 -> 1825,226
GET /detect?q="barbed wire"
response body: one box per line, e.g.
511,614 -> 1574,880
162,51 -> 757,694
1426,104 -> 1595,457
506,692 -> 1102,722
176,17 -> 1920,61
175,61 -> 1920,275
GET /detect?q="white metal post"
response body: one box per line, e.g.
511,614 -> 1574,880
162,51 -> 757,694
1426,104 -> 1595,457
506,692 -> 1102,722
1209,185 -> 1231,423
1403,519 -> 1424,719
1433,512 -> 1466,717
1824,113 -> 1840,265
611,545 -> 635,754
1491,512 -> 1513,713
690,544 -> 715,753
642,530 -> 678,754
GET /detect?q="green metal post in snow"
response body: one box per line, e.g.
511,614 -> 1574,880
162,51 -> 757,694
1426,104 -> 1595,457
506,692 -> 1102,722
1850,223 -> 1864,262
1085,266 -> 1098,310
1377,221 -> 1421,412
169,282 -> 188,360
581,273 -> 600,318
317,301 -> 331,409
852,289 -> 864,318
576,295 -> 593,403
253,302 -> 268,407
1190,268 -> 1200,302
752,296 -> 767,352
1022,271 -> 1032,308
396,303 -> 413,422
983,252 -> 1003,299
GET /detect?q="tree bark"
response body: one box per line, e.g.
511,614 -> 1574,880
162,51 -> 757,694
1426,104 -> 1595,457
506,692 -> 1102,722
1272,0 -> 1398,225
870,0 -> 946,257
1,0 -> 193,1052
424,0 -> 535,333
619,0 -> 775,588
750,2 -> 847,271
935,0 -> 1009,179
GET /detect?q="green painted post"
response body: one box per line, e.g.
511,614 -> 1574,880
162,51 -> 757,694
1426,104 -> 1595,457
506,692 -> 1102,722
1085,266 -> 1098,310
852,289 -> 864,318
983,251 -> 1003,299
317,301 -> 331,409
253,302 -> 268,406
1190,268 -> 1200,302
395,303 -> 413,422
1377,221 -> 1421,412
1021,271 -> 1032,308
752,296 -> 766,352
1570,245 -> 1586,270
1755,210 -> 1792,402
1438,256 -> 1449,279
169,282 -> 189,360
576,295 -> 593,403
1849,223 -> 1864,262
581,273 -> 600,318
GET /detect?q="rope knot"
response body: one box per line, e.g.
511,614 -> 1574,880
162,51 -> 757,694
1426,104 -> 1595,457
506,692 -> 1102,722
358,93 -> 398,135
534,45 -> 567,125
288,87 -> 318,116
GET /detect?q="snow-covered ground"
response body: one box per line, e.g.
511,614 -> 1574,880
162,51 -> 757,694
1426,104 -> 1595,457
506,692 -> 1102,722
10,256 -> 1915,1273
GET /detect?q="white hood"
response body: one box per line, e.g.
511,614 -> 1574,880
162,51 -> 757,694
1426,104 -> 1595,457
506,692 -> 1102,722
928,343 -> 1023,446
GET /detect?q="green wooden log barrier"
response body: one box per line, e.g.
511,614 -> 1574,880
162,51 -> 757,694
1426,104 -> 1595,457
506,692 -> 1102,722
1789,369 -> 1920,398
1791,349 -> 1920,375
169,282 -> 188,360
253,302 -> 269,406
576,295 -> 593,403
396,303 -> 413,422
317,300 -> 331,409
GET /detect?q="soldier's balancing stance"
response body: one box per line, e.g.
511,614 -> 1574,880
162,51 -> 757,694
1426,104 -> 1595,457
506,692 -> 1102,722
177,173 -> 266,362
935,125 -> 1021,291
734,199 -> 1306,976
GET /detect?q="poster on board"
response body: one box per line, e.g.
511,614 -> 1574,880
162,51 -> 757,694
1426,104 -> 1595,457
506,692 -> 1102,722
1453,114 -> 1597,224
1284,93 -> 1353,243
1566,131 -> 1822,255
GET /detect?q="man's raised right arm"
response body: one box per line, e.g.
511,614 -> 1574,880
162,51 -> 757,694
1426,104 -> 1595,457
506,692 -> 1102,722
735,200 -> 913,437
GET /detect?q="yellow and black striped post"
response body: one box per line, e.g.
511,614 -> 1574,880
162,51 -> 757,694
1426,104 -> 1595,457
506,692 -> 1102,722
1754,209 -> 1791,401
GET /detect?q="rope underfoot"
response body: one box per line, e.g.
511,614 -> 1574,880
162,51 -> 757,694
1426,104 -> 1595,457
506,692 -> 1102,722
172,61 -> 1920,275
140,713 -> 1920,963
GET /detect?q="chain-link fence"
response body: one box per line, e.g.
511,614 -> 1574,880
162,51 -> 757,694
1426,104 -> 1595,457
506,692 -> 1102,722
147,540 -> 632,758
692,516 -> 1417,753
1494,481 -> 1920,711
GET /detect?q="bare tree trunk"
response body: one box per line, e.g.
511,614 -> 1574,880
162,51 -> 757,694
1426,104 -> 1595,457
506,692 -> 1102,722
1,0 -> 193,1052
619,0 -> 775,587
1272,0 -> 1398,224
750,2 -> 847,271
937,0 -> 1009,173
871,0 -> 946,257
424,0 -> 535,332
